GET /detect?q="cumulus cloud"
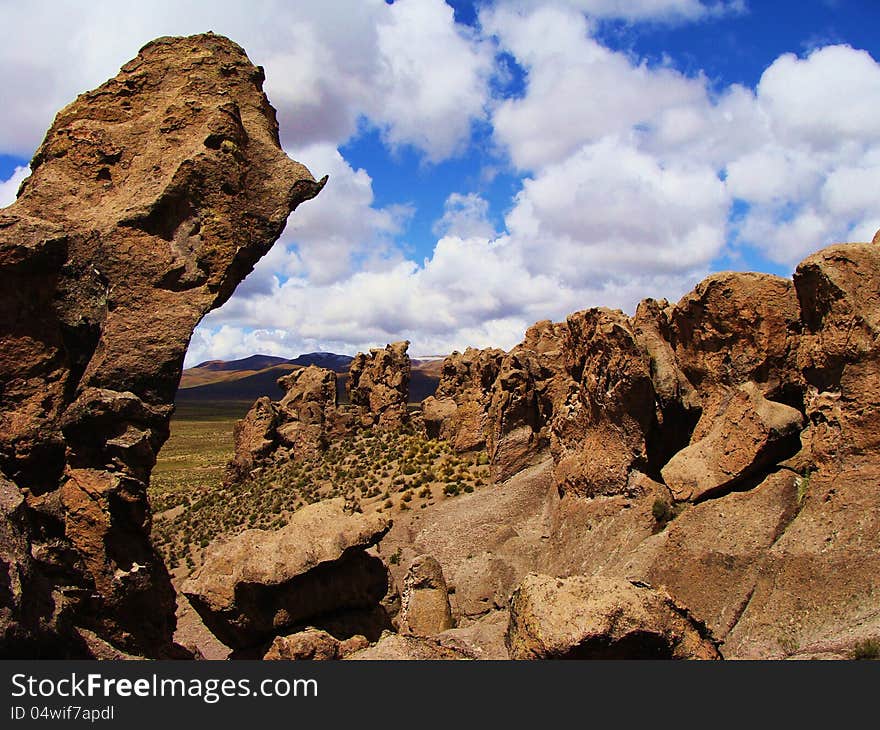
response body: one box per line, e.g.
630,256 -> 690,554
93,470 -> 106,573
0,0 -> 491,161
484,4 -> 711,171
433,193 -> 497,239
499,0 -> 745,23
724,45 -> 880,261
0,166 -> 29,209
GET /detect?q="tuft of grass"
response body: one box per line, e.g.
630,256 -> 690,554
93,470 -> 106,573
796,468 -> 813,505
651,497 -> 676,526
850,638 -> 880,660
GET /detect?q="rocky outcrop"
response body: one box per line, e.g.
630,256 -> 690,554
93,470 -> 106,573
661,382 -> 803,502
347,341 -> 411,429
0,33 -> 324,658
225,365 -> 347,481
182,498 -> 392,651
421,347 -> 504,451
262,628 -> 368,660
487,321 -> 568,481
421,322 -> 568,481
407,237 -> 879,659
506,574 -> 720,660
226,396 -> 281,481
399,555 -> 454,636
276,366 -> 343,456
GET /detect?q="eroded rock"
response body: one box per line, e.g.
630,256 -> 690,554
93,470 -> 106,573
506,574 -> 720,660
0,33 -> 324,657
347,341 -> 411,429
399,555 -> 454,636
182,498 -> 391,650
661,382 -> 804,502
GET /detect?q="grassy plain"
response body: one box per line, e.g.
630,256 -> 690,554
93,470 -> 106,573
150,401 -> 491,571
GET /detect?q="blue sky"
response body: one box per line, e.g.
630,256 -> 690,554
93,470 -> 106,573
1,0 -> 879,363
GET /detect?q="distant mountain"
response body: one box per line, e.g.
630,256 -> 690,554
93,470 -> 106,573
193,354 -> 289,372
177,363 -> 300,403
287,352 -> 353,372
177,351 -> 441,406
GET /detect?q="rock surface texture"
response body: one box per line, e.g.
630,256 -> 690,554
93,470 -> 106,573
415,236 -> 880,659
506,574 -> 720,659
399,555 -> 454,636
0,33 -> 324,657
348,341 -> 412,429
182,499 -> 392,651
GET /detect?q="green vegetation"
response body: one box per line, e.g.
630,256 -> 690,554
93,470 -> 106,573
651,497 -> 677,527
796,468 -> 813,505
150,404 -> 491,571
850,638 -> 880,660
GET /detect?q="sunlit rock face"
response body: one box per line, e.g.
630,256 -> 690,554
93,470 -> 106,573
0,33 -> 325,658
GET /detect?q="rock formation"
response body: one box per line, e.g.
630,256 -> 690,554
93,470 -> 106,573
422,347 -> 505,450
506,574 -> 720,659
183,498 -> 393,652
411,235 -> 880,659
225,365 -> 348,481
399,555 -> 454,636
347,341 -> 411,429
0,33 -> 325,657
262,628 -> 369,660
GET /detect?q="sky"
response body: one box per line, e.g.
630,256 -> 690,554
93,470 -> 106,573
1,0 -> 879,365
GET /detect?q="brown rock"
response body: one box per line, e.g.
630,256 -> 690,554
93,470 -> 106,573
0,33 -> 324,657
669,272 -> 801,394
226,396 -> 280,481
551,308 -> 657,498
621,469 -> 801,642
263,628 -> 341,661
486,327 -> 566,481
421,347 -> 505,450
399,555 -> 454,636
506,573 -> 720,660
276,365 -> 341,458
661,382 -> 804,502
182,498 -> 391,649
348,341 -> 411,429
345,632 -> 474,660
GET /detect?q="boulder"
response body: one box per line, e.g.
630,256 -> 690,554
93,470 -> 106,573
346,633 -> 474,660
661,382 -> 804,502
506,573 -> 720,660
399,555 -> 454,636
0,33 -> 324,657
347,341 -> 411,429
262,628 -> 370,661
182,498 -> 391,650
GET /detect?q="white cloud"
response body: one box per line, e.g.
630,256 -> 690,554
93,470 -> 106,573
0,0 -> 491,162
432,193 -> 497,239
505,136 -> 728,283
484,4 -> 710,170
0,166 -> 29,209
724,45 -> 880,261
498,0 -> 745,23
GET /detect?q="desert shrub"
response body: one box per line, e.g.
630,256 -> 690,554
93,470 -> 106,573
652,497 -> 676,525
851,638 -> 880,660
